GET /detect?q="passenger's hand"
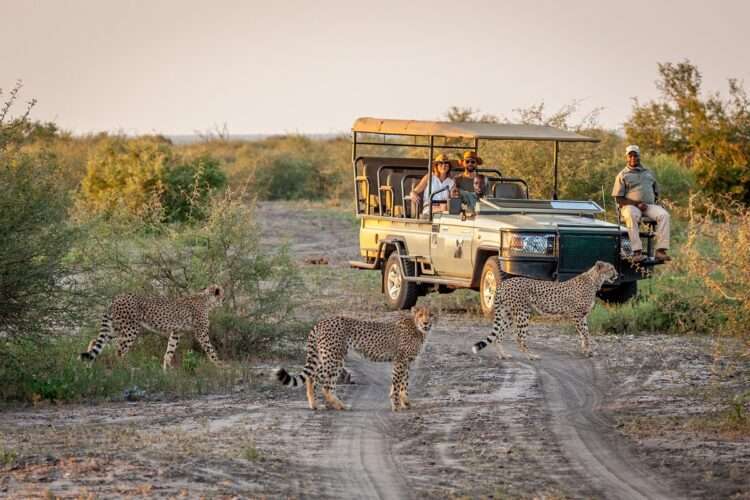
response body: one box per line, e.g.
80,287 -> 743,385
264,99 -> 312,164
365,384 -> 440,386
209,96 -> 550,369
637,202 -> 648,211
450,186 -> 460,198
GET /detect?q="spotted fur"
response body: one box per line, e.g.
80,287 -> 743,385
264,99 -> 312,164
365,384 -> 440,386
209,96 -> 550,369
473,261 -> 618,360
276,306 -> 433,411
80,284 -> 225,370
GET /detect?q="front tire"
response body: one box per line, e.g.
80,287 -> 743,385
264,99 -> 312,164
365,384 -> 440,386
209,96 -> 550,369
383,253 -> 419,310
597,280 -> 638,304
479,256 -> 502,317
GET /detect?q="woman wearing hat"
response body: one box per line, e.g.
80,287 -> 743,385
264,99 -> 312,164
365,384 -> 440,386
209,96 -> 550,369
409,153 -> 456,216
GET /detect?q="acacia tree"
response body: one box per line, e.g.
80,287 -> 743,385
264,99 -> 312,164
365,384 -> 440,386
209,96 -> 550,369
625,61 -> 750,203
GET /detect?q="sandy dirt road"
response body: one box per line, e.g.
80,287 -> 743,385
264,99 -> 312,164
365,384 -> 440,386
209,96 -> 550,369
1,201 -> 747,498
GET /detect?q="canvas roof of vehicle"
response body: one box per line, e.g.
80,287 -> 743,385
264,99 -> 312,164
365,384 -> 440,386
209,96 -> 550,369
352,117 -> 598,142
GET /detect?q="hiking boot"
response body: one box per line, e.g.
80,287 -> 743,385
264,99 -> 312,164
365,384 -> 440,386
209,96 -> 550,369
655,249 -> 672,262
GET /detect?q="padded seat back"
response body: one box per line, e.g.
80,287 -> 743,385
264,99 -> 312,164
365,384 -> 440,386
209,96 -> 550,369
356,157 -> 430,215
492,181 -> 527,199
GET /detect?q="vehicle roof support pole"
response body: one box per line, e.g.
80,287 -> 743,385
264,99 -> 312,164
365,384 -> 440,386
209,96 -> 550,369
474,138 -> 479,154
552,140 -> 559,200
428,135 -> 434,219
352,131 -> 360,214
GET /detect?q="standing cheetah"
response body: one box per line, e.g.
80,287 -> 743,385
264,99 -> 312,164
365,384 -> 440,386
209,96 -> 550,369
80,284 -> 225,370
473,261 -> 617,360
276,306 -> 433,411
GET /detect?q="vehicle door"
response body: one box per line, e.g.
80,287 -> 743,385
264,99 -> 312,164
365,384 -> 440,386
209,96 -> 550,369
430,213 -> 475,278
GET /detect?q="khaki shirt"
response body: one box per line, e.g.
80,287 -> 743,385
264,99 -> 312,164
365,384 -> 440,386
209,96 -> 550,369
611,164 -> 659,204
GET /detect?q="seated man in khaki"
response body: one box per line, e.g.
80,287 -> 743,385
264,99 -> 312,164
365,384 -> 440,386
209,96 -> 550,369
612,145 -> 671,262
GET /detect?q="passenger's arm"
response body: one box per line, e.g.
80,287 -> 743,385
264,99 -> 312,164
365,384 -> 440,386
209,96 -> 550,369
411,175 -> 428,196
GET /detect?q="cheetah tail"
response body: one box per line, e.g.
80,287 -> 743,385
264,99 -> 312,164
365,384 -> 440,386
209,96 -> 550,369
472,334 -> 497,354
80,312 -> 114,362
275,368 -> 308,388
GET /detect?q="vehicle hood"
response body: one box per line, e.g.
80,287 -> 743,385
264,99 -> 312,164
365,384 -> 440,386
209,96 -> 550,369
475,212 -> 620,231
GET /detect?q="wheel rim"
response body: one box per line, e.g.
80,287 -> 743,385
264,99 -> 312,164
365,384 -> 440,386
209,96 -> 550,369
387,264 -> 402,300
482,269 -> 496,310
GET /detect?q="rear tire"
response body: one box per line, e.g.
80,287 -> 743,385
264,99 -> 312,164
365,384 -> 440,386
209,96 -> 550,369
597,280 -> 638,304
479,256 -> 502,317
383,253 -> 419,310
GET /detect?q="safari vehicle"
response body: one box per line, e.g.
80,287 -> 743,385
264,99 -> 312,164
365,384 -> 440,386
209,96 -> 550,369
348,117 -> 658,314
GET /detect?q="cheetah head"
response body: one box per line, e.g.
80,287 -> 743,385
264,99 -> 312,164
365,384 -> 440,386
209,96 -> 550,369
594,261 -> 618,284
203,284 -> 225,308
411,306 -> 433,335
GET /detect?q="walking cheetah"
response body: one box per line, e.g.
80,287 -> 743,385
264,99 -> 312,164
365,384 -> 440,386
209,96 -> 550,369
276,306 -> 433,411
473,261 -> 617,360
80,284 -> 225,370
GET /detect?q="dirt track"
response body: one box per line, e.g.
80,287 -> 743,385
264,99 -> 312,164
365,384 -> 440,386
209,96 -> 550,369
1,201 -> 748,498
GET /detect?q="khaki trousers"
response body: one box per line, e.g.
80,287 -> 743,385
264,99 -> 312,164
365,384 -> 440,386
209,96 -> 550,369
620,204 -> 670,252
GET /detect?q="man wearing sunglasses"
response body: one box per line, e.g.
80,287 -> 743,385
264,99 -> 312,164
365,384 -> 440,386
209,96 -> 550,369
455,150 -> 486,192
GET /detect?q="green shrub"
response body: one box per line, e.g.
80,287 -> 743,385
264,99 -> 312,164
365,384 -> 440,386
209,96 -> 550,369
647,154 -> 696,205
0,85 -> 85,338
161,155 -> 227,222
0,332 -> 248,403
589,274 -> 723,335
79,136 -> 172,217
255,156 -> 324,200
79,137 -> 227,222
72,191 -> 306,360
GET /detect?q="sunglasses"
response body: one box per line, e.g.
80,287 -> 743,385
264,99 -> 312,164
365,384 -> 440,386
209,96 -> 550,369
465,159 -> 477,165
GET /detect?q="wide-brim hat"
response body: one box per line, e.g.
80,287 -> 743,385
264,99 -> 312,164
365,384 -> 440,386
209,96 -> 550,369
462,150 -> 483,165
433,153 -> 450,164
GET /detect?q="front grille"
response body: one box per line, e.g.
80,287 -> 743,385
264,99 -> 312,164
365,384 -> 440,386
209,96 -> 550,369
558,231 -> 618,275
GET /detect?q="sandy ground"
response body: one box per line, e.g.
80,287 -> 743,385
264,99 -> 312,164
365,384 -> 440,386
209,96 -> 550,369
1,201 -> 748,499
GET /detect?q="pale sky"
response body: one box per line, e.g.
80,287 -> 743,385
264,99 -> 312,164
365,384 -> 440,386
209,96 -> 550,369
3,0 -> 750,135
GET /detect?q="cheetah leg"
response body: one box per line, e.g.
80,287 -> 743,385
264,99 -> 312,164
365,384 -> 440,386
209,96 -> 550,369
493,304 -> 513,360
115,324 -> 140,358
162,330 -> 180,371
195,328 -> 225,368
575,316 -> 593,357
398,363 -> 411,410
515,309 -> 540,360
305,377 -> 317,411
389,360 -> 410,411
320,355 -> 347,410
321,382 -> 347,411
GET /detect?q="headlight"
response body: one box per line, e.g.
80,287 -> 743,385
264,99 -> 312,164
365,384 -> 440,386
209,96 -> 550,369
506,233 -> 555,256
620,235 -> 632,255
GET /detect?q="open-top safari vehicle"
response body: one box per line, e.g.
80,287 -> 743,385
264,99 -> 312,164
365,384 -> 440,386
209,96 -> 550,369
348,117 -> 658,314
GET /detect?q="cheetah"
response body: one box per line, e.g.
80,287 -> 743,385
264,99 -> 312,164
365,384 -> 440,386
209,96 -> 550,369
276,306 -> 433,411
80,284 -> 225,371
473,261 -> 618,360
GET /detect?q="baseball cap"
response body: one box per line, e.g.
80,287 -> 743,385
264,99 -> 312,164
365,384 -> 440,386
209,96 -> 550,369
625,145 -> 640,156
